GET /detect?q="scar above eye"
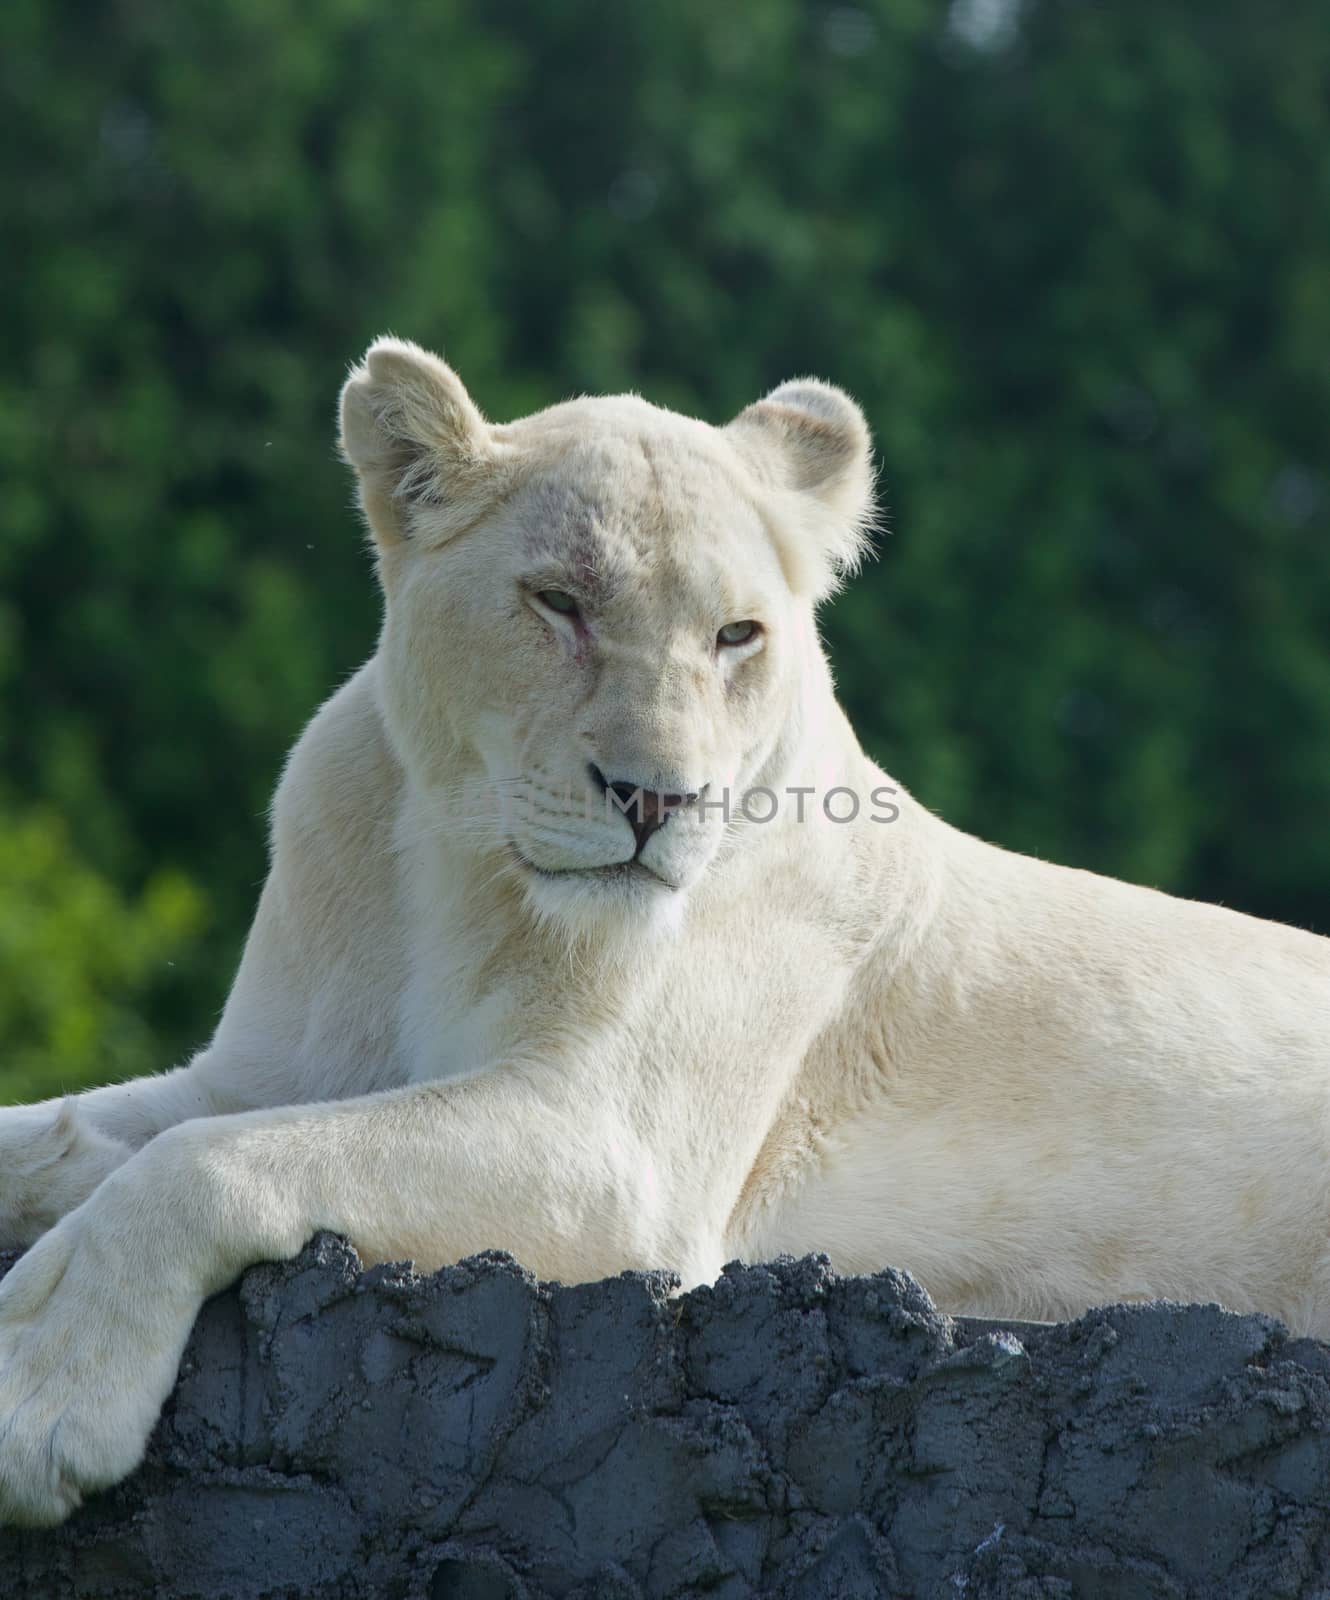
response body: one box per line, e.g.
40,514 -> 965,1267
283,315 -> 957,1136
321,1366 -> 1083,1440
526,560 -> 617,611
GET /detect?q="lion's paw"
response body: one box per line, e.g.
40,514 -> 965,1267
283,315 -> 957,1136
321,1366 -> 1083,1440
0,1100 -> 132,1248
0,1213 -> 191,1525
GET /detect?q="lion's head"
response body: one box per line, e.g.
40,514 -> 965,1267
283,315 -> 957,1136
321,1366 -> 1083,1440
339,338 -> 875,930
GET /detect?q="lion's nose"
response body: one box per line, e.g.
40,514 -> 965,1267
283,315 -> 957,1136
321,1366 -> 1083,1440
588,764 -> 701,856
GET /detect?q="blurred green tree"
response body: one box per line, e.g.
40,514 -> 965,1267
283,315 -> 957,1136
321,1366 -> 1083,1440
0,806 -> 204,1101
1,0 -> 1326,1098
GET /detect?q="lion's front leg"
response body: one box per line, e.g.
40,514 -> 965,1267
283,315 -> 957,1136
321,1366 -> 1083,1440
0,1068 -> 717,1525
0,1094 -> 307,1526
0,1053 -> 301,1249
0,1172 -> 207,1524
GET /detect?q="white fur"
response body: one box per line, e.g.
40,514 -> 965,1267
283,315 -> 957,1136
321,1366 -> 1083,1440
0,337 -> 1326,1525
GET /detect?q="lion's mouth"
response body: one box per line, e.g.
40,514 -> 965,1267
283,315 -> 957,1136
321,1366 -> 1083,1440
509,847 -> 674,889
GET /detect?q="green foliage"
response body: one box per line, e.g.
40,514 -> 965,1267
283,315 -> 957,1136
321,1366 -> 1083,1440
1,0 -> 1327,1098
0,808 -> 204,1103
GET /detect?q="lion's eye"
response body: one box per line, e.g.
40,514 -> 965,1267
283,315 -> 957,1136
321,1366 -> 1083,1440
536,589 -> 580,618
717,620 -> 759,648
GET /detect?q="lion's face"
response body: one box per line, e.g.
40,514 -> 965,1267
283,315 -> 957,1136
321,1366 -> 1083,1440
383,419 -> 803,920
339,340 -> 875,929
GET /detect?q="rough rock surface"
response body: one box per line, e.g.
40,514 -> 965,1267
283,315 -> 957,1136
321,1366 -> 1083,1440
4,1236 -> 1330,1598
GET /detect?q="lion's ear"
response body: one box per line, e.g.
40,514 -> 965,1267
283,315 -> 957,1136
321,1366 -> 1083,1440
725,379 -> 877,599
339,337 -> 498,545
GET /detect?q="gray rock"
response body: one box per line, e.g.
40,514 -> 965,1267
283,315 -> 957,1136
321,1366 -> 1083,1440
2,1236 -> 1328,1598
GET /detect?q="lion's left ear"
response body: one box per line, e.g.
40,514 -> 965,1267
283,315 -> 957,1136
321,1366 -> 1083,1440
725,379 -> 876,599
339,336 -> 501,547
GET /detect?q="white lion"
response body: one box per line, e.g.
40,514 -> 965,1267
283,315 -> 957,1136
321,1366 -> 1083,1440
0,338 -> 1327,1526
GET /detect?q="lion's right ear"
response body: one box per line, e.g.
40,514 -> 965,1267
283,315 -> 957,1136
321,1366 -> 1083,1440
339,337 -> 499,545
724,378 -> 877,601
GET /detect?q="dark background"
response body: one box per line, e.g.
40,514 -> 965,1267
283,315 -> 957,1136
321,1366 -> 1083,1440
3,0 -> 1327,1099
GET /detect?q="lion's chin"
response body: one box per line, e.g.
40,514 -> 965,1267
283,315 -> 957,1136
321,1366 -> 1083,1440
512,850 -> 688,941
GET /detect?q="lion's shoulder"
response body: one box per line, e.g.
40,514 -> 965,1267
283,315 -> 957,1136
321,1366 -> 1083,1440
269,660 -> 401,875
